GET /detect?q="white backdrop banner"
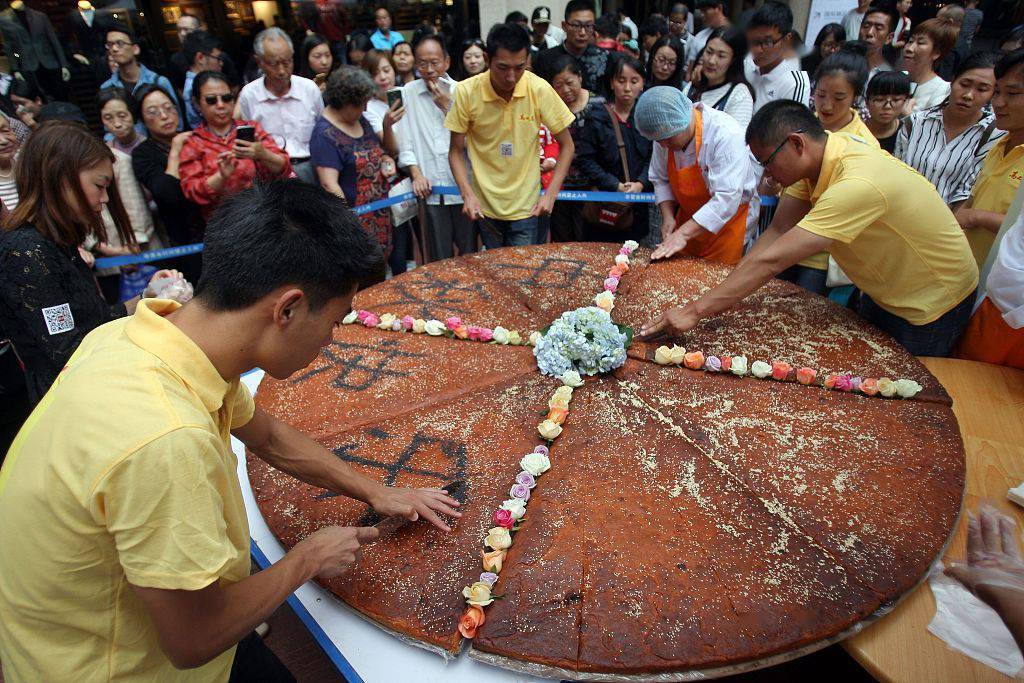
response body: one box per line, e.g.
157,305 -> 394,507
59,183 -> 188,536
805,0 -> 858,46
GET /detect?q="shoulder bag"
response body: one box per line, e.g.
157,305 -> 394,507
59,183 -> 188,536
581,104 -> 635,232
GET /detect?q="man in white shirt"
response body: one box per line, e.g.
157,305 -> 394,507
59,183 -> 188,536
638,86 -> 759,266
842,0 -> 873,43
685,0 -> 730,78
744,1 -> 810,112
237,27 -> 323,184
398,35 -> 474,261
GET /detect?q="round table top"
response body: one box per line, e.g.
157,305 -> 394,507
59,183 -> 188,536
843,357 -> 1024,683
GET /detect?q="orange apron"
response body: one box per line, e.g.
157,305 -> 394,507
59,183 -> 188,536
667,109 -> 748,265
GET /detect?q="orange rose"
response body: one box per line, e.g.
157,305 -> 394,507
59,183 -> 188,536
547,407 -> 569,425
454,325 -> 469,339
610,264 -> 627,278
482,549 -> 507,572
458,606 -> 486,638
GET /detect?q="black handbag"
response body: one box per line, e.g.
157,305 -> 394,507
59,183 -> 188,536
581,104 -> 634,231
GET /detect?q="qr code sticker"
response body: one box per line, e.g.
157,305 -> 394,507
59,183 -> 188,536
500,142 -> 513,157
42,303 -> 75,336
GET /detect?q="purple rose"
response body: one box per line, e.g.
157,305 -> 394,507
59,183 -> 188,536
480,572 -> 499,586
516,471 -> 537,489
705,355 -> 722,372
533,445 -> 549,456
510,483 -> 531,501
850,376 -> 863,392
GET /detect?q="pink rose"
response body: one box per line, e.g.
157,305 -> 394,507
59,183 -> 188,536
604,277 -> 619,293
445,316 -> 463,331
467,325 -> 484,341
493,508 -> 515,529
619,247 -> 630,255
362,313 -> 380,327
834,374 -> 854,392
401,315 -> 415,330
357,310 -> 372,322
477,327 -> 494,342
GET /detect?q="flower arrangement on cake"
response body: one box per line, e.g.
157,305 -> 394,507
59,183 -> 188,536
533,307 -> 631,378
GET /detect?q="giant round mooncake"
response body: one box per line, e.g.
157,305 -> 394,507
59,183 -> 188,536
247,243 -> 963,678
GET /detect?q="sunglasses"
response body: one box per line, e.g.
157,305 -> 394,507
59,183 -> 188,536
203,93 -> 236,105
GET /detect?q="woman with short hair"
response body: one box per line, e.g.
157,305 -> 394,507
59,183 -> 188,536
901,17 -> 957,112
0,122 -> 178,403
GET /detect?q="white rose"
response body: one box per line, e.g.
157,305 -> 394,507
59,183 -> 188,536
424,319 -> 446,336
654,346 -> 673,365
560,370 -> 584,387
893,378 -> 923,398
623,240 -> 639,251
614,254 -> 630,266
342,310 -> 358,325
493,326 -> 510,344
668,345 -> 687,365
594,290 -> 615,312
520,451 -> 551,476
412,318 -> 427,334
484,526 -> 512,550
529,331 -> 542,346
751,360 -> 772,378
462,581 -> 494,606
500,498 -> 527,520
377,313 -> 397,330
537,419 -> 562,440
730,356 -> 748,376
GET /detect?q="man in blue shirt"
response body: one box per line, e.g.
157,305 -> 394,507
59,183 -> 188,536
370,7 -> 405,50
102,25 -> 182,115
181,30 -> 223,129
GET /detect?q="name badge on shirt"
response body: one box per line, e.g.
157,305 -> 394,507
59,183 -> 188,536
500,142 -> 513,158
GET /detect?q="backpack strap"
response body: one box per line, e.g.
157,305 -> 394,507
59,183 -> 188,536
605,103 -> 631,183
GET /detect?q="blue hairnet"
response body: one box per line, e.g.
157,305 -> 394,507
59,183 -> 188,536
634,87 -> 693,141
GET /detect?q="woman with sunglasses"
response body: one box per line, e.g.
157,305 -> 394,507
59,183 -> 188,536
179,71 -> 291,219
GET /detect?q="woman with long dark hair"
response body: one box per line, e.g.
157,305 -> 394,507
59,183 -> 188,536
298,33 -> 334,83
456,38 -> 487,80
0,122 -> 178,403
801,23 -> 846,74
645,35 -> 686,89
683,27 -> 754,127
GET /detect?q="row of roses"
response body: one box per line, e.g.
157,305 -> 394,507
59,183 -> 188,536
342,310 -> 544,347
653,345 -> 923,398
593,239 -> 639,313
457,380 -> 575,639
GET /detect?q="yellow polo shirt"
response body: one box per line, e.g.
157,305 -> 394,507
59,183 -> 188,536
0,299 -> 254,682
966,137 -> 1024,268
793,111 -> 880,271
789,132 -> 978,325
445,70 -> 574,221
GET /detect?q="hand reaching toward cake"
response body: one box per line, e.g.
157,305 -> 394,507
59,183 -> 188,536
294,526 -> 380,579
638,305 -> 701,342
368,485 -> 463,532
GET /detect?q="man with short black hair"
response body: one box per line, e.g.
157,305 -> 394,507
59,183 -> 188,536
238,27 -> 323,184
639,100 -> 979,356
101,25 -> 180,112
532,0 -> 609,91
686,0 -> 730,76
371,7 -> 405,50
859,3 -> 898,79
446,23 -> 575,247
0,180 -> 462,680
639,15 -> 669,56
743,2 -> 810,113
182,30 -> 222,129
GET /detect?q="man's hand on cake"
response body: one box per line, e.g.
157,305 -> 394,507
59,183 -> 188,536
368,485 -> 462,532
293,525 -> 379,579
651,229 -> 688,260
638,305 -> 700,342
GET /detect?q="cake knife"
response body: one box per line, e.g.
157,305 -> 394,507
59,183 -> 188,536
371,479 -> 465,542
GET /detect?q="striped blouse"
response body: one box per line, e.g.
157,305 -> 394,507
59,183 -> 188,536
0,177 -> 18,212
894,105 -> 1004,205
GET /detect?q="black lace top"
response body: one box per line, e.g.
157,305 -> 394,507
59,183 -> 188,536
0,226 -> 126,404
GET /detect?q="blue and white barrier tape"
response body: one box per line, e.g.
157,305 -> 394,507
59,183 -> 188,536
95,187 -> 771,268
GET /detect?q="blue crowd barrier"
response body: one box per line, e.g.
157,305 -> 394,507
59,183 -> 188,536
94,187 -> 773,269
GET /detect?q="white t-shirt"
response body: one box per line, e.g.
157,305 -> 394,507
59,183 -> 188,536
911,75 -> 951,112
364,98 -> 389,135
986,212 -> 1024,329
682,81 -> 754,128
842,8 -> 867,41
744,55 -> 810,113
0,176 -> 17,212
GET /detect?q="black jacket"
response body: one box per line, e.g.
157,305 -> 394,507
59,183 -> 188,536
575,103 -> 653,193
0,226 -> 125,403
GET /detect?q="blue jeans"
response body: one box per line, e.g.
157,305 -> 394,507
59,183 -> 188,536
856,289 -> 976,357
777,264 -> 829,296
479,217 -> 537,249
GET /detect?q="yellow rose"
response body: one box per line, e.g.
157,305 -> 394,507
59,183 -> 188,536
508,331 -> 523,345
538,419 -> 563,440
549,394 -> 570,410
485,526 -> 512,550
412,318 -> 426,334
377,313 -> 397,330
481,549 -> 507,572
462,581 -> 494,607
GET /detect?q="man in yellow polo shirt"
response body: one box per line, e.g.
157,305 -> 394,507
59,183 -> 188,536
639,101 -> 979,356
956,48 -> 1024,269
446,22 -> 575,248
0,181 -> 461,681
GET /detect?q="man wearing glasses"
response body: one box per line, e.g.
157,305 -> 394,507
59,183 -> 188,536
743,2 -> 810,113
101,25 -> 181,114
237,27 -> 323,184
181,30 -> 223,130
533,0 -> 609,92
639,100 -> 979,357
